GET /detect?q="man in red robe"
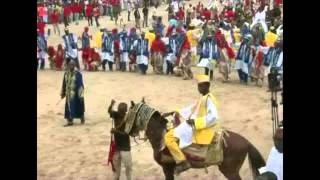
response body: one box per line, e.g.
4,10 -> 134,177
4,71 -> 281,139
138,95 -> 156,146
176,7 -> 185,24
112,28 -> 121,70
86,2 -> 94,26
55,44 -> 65,70
151,33 -> 166,74
37,17 -> 46,36
178,35 -> 192,80
63,4 -> 71,27
202,8 -> 211,21
48,46 -> 56,70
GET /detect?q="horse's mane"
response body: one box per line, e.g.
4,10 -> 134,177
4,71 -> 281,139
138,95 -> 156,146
146,112 -> 168,153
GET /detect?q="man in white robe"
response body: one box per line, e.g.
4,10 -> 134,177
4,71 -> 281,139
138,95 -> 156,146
63,27 -> 80,69
259,127 -> 283,180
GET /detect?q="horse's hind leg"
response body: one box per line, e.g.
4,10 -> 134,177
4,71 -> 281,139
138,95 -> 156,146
162,164 -> 175,180
218,165 -> 241,180
218,155 -> 246,180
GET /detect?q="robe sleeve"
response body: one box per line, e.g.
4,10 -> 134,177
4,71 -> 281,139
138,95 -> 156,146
61,73 -> 67,96
120,39 -> 123,52
194,97 -> 218,130
76,72 -> 84,99
177,102 -> 197,120
133,40 -> 137,50
74,34 -> 78,48
276,52 -> 283,69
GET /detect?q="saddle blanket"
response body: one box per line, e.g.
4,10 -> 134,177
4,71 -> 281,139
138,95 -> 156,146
161,129 -> 226,165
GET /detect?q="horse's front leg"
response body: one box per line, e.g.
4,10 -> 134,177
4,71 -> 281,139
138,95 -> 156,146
162,164 -> 175,180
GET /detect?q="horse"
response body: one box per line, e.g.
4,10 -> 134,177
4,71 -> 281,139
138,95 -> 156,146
126,100 -> 266,180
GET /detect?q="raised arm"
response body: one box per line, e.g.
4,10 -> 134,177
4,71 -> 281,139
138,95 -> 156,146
108,99 -> 116,115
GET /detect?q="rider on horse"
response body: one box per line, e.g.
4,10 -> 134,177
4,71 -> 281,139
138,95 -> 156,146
163,74 -> 219,174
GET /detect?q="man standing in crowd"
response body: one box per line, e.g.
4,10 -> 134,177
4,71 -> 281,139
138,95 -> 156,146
37,29 -> 47,70
102,30 -> 115,71
86,2 -> 94,26
63,3 -> 71,27
142,5 -> 148,28
150,32 -> 166,74
127,0 -> 132,21
111,0 -> 121,25
50,9 -> 61,36
81,26 -> 91,70
134,6 -> 141,29
119,28 -> 130,71
235,35 -> 252,84
134,32 -> 149,74
198,34 -> 219,81
128,28 -> 139,72
37,17 -> 46,36
62,27 -> 80,70
93,3 -> 101,27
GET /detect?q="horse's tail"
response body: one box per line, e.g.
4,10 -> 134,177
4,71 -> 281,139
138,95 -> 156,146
247,142 -> 266,179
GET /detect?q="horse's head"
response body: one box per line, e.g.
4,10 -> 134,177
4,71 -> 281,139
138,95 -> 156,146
126,99 -> 168,145
130,97 -> 145,109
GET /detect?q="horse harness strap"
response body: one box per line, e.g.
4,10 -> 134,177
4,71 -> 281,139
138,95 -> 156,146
125,103 -> 157,136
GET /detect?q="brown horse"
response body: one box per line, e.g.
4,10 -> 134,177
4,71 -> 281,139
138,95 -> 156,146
127,101 -> 266,180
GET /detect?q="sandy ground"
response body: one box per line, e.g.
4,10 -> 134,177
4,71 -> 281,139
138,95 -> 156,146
37,1 -> 283,179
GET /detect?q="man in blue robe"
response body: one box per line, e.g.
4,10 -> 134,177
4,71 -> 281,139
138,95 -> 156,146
60,60 -> 85,127
63,27 -> 80,69
235,34 -> 252,84
119,29 -> 130,71
166,31 -> 179,74
102,30 -> 114,71
198,34 -> 220,81
128,28 -> 139,72
81,27 -> 91,49
133,32 -> 149,74
263,40 -> 283,75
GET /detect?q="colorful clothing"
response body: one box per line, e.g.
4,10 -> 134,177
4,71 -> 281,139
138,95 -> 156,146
94,31 -> 103,48
62,33 -> 78,59
145,31 -> 155,49
265,31 -> 278,47
134,38 -> 149,74
262,47 -> 283,75
61,70 -> 85,119
55,47 -> 65,70
102,33 -> 114,62
82,32 -> 91,49
198,38 -> 219,70
164,93 -> 219,162
235,40 -> 253,83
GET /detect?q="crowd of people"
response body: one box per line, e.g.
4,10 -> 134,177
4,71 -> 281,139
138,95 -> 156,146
38,0 -> 283,86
